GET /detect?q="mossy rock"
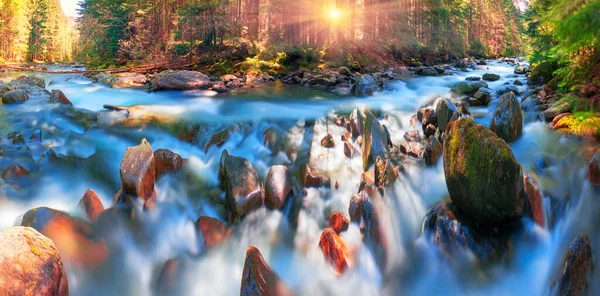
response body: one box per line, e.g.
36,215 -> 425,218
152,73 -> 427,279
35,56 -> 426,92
444,117 -> 525,226
450,81 -> 488,99
490,92 -> 523,143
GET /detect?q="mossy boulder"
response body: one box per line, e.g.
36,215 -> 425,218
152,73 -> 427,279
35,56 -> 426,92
151,70 -> 212,91
15,74 -> 46,88
436,98 -> 458,132
443,117 -> 526,226
361,109 -> 390,171
482,73 -> 501,81
450,81 -> 488,99
219,150 -> 264,223
2,89 -> 29,104
490,92 -> 523,143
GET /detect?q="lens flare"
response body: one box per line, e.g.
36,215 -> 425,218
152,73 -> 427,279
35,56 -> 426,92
329,9 -> 342,21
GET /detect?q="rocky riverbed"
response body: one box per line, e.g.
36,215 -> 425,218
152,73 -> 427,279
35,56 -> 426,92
0,59 -> 598,295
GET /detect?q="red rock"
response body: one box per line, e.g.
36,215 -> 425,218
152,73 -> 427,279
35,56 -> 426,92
1,164 -> 29,182
344,141 -> 352,158
154,149 -> 184,178
50,90 -> 73,105
0,227 -> 68,296
78,189 -> 105,222
241,247 -> 292,296
219,150 -> 264,223
265,165 -> 293,210
120,138 -> 156,201
341,131 -> 351,142
196,216 -> 231,247
558,233 -> 594,296
424,123 -> 437,138
319,228 -> 351,275
588,153 -> 600,186
349,193 -> 364,222
302,164 -> 324,188
328,212 -> 349,234
523,176 -> 544,227
375,156 -> 399,188
321,133 -> 335,148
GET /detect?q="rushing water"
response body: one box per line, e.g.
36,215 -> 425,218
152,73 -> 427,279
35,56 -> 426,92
0,61 -> 598,296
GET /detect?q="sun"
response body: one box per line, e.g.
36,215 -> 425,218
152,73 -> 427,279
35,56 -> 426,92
328,9 -> 342,21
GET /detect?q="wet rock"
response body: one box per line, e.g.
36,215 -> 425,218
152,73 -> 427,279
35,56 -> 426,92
361,109 -> 390,171
417,67 -> 439,76
120,138 -> 156,202
205,129 -> 229,153
558,234 -> 594,296
0,227 -> 68,296
473,87 -> 493,105
450,81 -> 488,99
154,149 -> 184,178
2,89 -> 29,104
343,141 -> 352,158
110,72 -> 147,88
400,139 -> 424,159
219,150 -> 264,223
241,246 -> 292,296
95,72 -> 113,84
328,212 -> 350,234
349,192 -> 365,222
11,132 -> 25,144
338,66 -> 351,76
514,79 -> 524,86
265,165 -> 293,210
482,73 -> 500,81
424,124 -> 437,138
15,74 -> 45,88
522,96 -> 540,112
497,85 -> 521,96
424,136 -> 443,166
403,130 -> 422,142
78,189 -> 105,222
319,228 -> 351,275
152,70 -> 212,91
178,124 -> 201,144
490,92 -> 523,143
420,108 -> 437,134
341,131 -> 351,142
523,176 -> 544,227
374,156 -> 399,188
321,133 -> 335,148
155,258 -> 181,295
514,65 -> 527,75
355,74 -> 377,96
30,129 -> 42,142
444,117 -> 525,226
436,98 -> 458,132
588,153 -> 600,186
1,164 -> 29,183
196,216 -> 231,247
302,164 -> 325,188
465,76 -> 481,81
50,89 -> 73,105
359,187 -> 391,270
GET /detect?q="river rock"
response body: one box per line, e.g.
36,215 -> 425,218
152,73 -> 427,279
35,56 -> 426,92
465,76 -> 481,81
523,176 -> 544,227
0,227 -> 68,296
50,89 -> 72,105
361,109 -> 391,171
421,108 -> 437,134
355,74 -> 377,96
154,149 -> 184,178
205,129 -> 229,153
436,98 -> 458,132
321,133 -> 335,148
78,189 -> 105,222
473,87 -> 493,105
1,164 -> 29,183
152,70 -> 211,91
302,164 -> 325,188
558,234 -> 594,296
514,65 -> 527,74
444,117 -> 526,226
120,139 -> 156,202
155,258 -> 181,295
588,153 -> 600,186
2,89 -> 29,104
110,72 -> 147,88
241,246 -> 292,296
11,132 -> 25,144
219,150 -> 264,223
328,212 -> 349,234
424,136 -> 443,166
196,216 -> 231,247
482,73 -> 500,81
497,85 -> 521,96
450,81 -> 488,99
15,74 -> 45,88
264,165 -> 293,210
417,67 -> 439,76
490,92 -> 523,143
338,66 -> 351,76
522,95 -> 540,112
95,72 -> 113,84
514,79 -> 523,86
319,228 -> 351,275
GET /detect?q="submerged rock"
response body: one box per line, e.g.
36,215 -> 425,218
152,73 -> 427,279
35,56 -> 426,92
264,165 -> 293,210
490,92 -> 523,143
78,189 -> 105,222
120,139 -> 156,202
444,118 -> 525,226
588,153 -> 600,186
219,150 -> 264,223
0,227 -> 68,296
240,246 -> 292,296
2,89 -> 29,104
152,70 -> 212,91
196,216 -> 231,247
319,228 -> 351,275
557,234 -> 594,296
1,164 -> 29,183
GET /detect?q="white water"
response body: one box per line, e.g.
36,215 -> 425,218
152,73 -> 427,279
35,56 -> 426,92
0,61 -> 598,295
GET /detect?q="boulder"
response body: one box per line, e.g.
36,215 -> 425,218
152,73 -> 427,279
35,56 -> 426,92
420,108 -> 437,134
588,153 -> 600,186
321,133 -> 335,148
450,81 -> 488,99
482,73 -> 501,81
473,87 -> 493,105
152,70 -> 212,91
205,129 -> 229,153
240,246 -> 292,296
0,227 -> 68,296
417,67 -> 439,76
355,74 -> 377,96
264,165 -> 293,210
1,164 -> 29,183
302,164 -> 325,188
465,76 -> 481,81
497,85 -> 521,96
374,156 -> 399,188
558,234 -> 594,296
110,72 -> 147,88
436,98 -> 458,132
490,92 -> 523,143
514,65 -> 527,75
15,74 -> 45,88
522,96 -> 540,112
95,72 -> 113,84
319,228 -> 351,275
514,79 -> 524,86
424,136 -> 443,166
50,89 -> 72,105
2,89 -> 29,104
119,139 -> 156,202
328,212 -> 349,234
219,150 -> 264,223
77,189 -> 105,222
361,109 -> 390,171
11,132 -> 25,144
196,216 -> 231,247
444,118 -> 526,226
154,149 -> 184,178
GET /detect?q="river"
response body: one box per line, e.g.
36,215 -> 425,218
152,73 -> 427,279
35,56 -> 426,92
0,60 -> 598,295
